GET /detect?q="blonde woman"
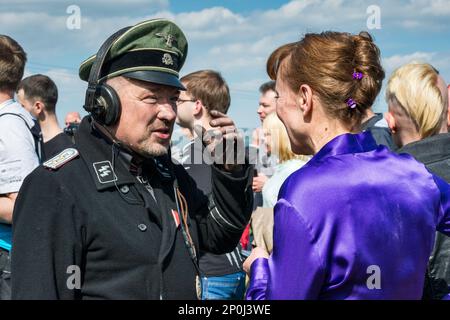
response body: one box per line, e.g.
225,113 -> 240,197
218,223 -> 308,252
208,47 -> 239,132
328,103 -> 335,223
251,113 -> 308,254
261,113 -> 309,208
385,62 -> 450,299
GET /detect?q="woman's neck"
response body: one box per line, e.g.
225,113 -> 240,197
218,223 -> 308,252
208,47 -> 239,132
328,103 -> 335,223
309,120 -> 350,154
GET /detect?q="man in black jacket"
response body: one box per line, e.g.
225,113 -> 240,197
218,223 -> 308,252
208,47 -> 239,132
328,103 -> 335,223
175,70 -> 246,299
11,19 -> 253,300
385,62 -> 450,299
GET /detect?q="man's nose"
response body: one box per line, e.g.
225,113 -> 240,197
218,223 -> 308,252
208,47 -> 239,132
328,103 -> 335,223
257,105 -> 264,114
158,102 -> 177,121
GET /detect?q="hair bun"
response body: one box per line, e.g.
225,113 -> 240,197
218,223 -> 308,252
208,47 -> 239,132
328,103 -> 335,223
358,31 -> 373,41
351,32 -> 385,113
266,31 -> 385,130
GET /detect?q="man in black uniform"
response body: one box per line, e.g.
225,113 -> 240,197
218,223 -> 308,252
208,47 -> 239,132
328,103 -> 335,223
11,19 -> 253,300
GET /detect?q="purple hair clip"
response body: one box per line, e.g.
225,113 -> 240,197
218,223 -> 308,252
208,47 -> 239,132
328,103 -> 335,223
352,71 -> 364,80
346,98 -> 357,109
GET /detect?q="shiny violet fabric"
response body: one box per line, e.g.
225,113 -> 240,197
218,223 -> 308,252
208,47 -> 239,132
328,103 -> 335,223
246,131 -> 450,300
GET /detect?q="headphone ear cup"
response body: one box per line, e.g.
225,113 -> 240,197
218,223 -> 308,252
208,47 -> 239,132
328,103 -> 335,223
94,84 -> 121,126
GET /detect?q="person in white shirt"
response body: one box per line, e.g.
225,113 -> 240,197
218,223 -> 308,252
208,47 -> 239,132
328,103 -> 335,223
261,113 -> 309,208
251,113 -> 309,254
0,35 -> 40,299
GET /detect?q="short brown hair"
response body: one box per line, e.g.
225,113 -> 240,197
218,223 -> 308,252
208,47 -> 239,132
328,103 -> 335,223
180,70 -> 230,114
0,35 -> 27,92
17,74 -> 59,113
267,31 -> 385,129
259,80 -> 276,95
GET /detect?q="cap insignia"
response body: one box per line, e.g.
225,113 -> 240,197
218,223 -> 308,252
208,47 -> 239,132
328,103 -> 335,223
156,33 -> 177,48
162,53 -> 174,66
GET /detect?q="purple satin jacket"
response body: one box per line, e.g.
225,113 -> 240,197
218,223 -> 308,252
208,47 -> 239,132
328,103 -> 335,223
246,132 -> 450,300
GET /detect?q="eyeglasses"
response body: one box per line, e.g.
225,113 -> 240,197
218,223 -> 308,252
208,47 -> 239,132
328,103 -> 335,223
176,98 -> 196,106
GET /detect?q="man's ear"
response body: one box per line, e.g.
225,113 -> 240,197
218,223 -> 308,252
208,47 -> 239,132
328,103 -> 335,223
34,101 -> 44,116
193,100 -> 203,116
298,84 -> 313,116
385,111 -> 396,133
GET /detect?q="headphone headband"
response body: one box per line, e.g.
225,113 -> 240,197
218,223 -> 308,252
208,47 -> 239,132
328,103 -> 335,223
84,26 -> 131,113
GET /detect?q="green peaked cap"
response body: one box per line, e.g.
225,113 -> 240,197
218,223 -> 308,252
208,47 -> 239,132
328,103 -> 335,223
79,18 -> 188,90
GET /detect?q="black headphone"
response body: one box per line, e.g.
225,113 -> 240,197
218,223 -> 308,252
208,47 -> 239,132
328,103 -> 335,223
83,27 -> 131,126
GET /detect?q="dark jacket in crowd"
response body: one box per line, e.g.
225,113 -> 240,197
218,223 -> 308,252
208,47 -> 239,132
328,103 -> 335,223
397,132 -> 450,299
11,117 -> 254,299
180,137 -> 245,277
43,132 -> 74,161
361,113 -> 397,151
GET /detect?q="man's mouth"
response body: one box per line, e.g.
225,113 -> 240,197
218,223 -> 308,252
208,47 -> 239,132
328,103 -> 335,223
153,127 -> 171,139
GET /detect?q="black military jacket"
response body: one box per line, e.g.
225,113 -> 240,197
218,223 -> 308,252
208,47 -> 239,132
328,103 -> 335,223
11,117 -> 253,299
398,133 -> 450,300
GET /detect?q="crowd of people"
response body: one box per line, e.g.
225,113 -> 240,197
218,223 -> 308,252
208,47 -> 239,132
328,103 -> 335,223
0,18 -> 449,300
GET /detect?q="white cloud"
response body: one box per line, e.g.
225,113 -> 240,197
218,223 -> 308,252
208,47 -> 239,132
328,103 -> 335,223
3,1 -> 448,64
400,20 -> 422,29
422,0 -> 450,16
2,0 -> 449,129
209,35 -> 283,56
144,7 -> 248,41
0,11 -> 66,33
5,0 -> 166,3
1,0 -> 169,17
262,0 -> 319,20
177,7 -> 244,30
383,52 -> 437,72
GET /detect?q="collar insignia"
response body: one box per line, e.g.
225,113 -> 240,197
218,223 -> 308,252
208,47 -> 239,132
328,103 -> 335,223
93,161 -> 118,184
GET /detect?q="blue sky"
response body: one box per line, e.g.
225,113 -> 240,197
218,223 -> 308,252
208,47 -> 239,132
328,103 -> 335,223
1,0 -> 449,132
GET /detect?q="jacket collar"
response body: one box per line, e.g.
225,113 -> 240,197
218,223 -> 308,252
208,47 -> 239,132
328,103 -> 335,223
75,116 -> 175,191
75,117 -> 176,191
361,113 -> 384,131
74,117 -> 137,191
74,117 -> 183,265
313,131 -> 379,163
397,132 -> 450,165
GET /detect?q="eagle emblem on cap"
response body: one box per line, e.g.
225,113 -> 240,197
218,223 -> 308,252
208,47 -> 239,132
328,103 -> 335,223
156,33 -> 177,48
162,53 -> 174,66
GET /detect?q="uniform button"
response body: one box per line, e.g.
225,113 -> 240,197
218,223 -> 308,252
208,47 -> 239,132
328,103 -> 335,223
120,185 -> 130,194
138,223 -> 147,232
